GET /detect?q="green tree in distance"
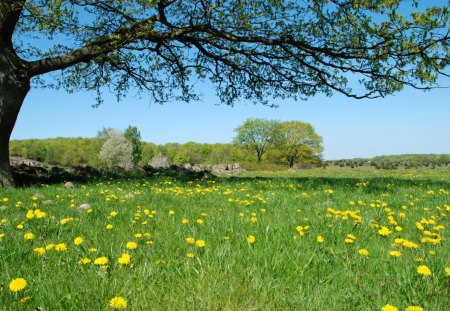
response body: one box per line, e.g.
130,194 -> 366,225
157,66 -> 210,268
124,125 -> 143,166
233,119 -> 280,162
274,121 -> 323,168
1,1 -> 450,186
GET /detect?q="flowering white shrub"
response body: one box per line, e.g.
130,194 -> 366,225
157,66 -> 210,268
99,129 -> 133,170
148,152 -> 170,169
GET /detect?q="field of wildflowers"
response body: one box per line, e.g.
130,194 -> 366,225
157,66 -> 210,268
1,169 -> 449,310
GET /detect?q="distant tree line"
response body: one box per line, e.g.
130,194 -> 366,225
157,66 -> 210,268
10,120 -> 324,171
326,154 -> 450,169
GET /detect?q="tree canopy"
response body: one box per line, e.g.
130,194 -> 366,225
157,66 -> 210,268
274,121 -> 323,167
7,0 -> 450,102
233,119 -> 280,162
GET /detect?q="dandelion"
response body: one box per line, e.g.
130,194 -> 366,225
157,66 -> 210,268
126,242 -> 137,250
417,265 -> 432,276
109,296 -> 127,309
196,240 -> 205,248
106,224 -> 113,230
74,237 -> 83,245
405,306 -> 424,311
247,235 -> 256,244
317,235 -> 324,243
9,278 -> 27,292
186,237 -> 195,244
169,210 -> 175,215
55,243 -> 67,251
382,305 -> 399,311
181,218 -> 189,224
358,249 -> 369,256
88,247 -> 97,252
445,267 -> 450,277
24,232 -> 34,240
33,247 -> 46,255
186,252 -> 195,259
389,251 -> 402,257
224,236 -> 231,241
196,219 -> 204,225
118,253 -> 131,265
79,258 -> 91,265
378,226 -> 392,237
94,257 -> 108,265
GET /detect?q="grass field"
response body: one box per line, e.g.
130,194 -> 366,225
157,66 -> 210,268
1,168 -> 449,310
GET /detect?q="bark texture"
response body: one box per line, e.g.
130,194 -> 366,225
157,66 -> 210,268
0,42 -> 29,186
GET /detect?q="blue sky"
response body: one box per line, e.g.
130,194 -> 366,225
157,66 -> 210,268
11,82 -> 450,160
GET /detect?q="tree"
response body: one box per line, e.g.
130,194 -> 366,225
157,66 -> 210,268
274,121 -> 323,168
124,125 -> 142,166
96,127 -> 115,140
1,1 -> 450,186
98,129 -> 133,170
233,119 -> 280,162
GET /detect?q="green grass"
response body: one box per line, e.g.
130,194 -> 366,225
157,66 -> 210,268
0,169 -> 449,310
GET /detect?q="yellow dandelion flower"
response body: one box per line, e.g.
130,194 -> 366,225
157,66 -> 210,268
445,267 -> 450,277
106,224 -> 113,230
74,237 -> 83,246
24,232 -> 34,240
45,243 -> 55,250
88,247 -> 97,252
247,235 -> 256,244
389,251 -> 402,257
126,242 -> 137,250
186,252 -> 195,259
382,304 -> 399,311
94,257 -> 108,265
33,247 -> 46,255
224,236 -> 231,241
118,253 -> 131,265
358,249 -> 369,256
9,278 -> 27,292
186,237 -> 195,244
16,224 -> 24,229
181,218 -> 189,224
405,306 -> 424,311
55,243 -> 67,251
317,235 -> 324,243
417,265 -> 432,276
196,240 -> 205,248
196,219 -> 204,224
378,226 -> 392,237
109,296 -> 127,309
79,258 -> 91,265
169,210 -> 175,215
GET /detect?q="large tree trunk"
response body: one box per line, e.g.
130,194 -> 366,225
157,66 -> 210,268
0,43 -> 30,187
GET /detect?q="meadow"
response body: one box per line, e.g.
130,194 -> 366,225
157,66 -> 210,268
0,168 -> 449,310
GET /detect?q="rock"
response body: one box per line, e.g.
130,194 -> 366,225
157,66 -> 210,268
77,203 -> 92,211
42,200 -> 54,205
64,181 -> 75,189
